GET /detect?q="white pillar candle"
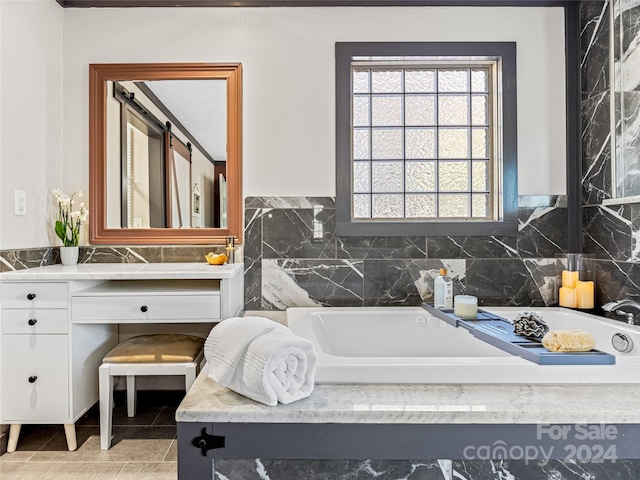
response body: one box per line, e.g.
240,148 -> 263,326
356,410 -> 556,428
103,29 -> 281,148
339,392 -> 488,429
454,295 -> 478,319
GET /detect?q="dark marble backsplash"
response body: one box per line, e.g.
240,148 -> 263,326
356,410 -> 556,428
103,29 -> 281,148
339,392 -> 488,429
244,195 -> 568,311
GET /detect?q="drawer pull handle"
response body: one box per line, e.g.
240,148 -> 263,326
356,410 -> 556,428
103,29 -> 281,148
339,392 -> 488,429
28,376 -> 37,383
28,319 -> 38,326
141,305 -> 148,313
27,293 -> 36,300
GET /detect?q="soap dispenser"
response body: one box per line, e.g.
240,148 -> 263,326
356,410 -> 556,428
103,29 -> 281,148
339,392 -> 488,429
434,268 -> 453,309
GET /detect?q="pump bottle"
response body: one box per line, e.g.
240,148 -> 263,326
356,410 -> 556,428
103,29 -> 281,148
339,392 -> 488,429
433,268 -> 453,309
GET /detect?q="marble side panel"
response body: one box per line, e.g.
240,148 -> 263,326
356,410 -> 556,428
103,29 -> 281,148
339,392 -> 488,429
262,208 -> 336,259
337,236 -> 427,259
581,0 -> 610,94
465,259 -> 547,307
245,196 -> 335,209
617,91 -> 640,196
262,259 -> 364,309
215,459 -> 448,480
363,259 -> 465,306
243,208 -> 263,310
582,91 -> 613,204
583,204 -> 632,260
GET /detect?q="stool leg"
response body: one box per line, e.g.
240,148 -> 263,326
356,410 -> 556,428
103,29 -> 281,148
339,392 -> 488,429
63,423 -> 77,451
99,364 -> 113,450
126,375 -> 136,418
7,424 -> 21,453
185,363 -> 197,391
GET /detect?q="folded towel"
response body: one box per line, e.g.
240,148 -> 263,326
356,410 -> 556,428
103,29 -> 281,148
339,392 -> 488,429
204,316 -> 317,406
542,329 -> 596,352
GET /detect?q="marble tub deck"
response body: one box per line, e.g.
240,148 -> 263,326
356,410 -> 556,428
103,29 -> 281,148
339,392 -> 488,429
178,374 -> 640,425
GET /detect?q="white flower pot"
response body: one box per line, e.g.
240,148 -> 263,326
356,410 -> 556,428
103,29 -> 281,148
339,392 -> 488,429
60,246 -> 79,266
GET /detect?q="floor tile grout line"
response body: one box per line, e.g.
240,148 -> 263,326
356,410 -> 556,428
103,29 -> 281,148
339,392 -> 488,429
113,461 -> 128,479
161,439 -> 175,462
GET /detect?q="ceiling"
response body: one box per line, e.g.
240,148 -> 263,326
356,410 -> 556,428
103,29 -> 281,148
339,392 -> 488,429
56,0 -> 579,7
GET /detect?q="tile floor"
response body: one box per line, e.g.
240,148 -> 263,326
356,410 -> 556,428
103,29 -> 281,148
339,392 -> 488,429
0,391 -> 182,480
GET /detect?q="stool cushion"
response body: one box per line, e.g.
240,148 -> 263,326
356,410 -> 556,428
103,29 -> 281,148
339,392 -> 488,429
103,334 -> 205,364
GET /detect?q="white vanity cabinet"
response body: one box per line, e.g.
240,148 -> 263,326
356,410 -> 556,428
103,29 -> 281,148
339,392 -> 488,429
1,282 -> 70,423
0,263 -> 244,453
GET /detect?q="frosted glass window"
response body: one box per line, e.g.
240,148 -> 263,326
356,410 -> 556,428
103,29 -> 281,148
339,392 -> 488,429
353,96 -> 370,126
372,70 -> 402,93
472,161 -> 489,192
353,194 -> 371,218
438,70 -> 469,92
406,128 -> 436,159
353,128 -> 370,160
471,70 -> 488,93
406,161 -> 435,192
405,70 -> 436,92
372,194 -> 403,217
406,194 -> 436,217
438,95 -> 469,125
439,194 -> 469,217
471,95 -> 488,126
353,162 -> 371,193
405,95 -> 436,125
372,161 -> 403,192
348,61 -> 497,223
372,129 -> 403,159
472,194 -> 489,218
439,129 -> 469,159
372,96 -> 403,126
439,161 -> 469,192
353,70 -> 370,94
472,128 -> 488,159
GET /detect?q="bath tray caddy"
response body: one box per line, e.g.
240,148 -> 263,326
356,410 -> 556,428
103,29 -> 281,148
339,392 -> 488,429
422,304 -> 615,365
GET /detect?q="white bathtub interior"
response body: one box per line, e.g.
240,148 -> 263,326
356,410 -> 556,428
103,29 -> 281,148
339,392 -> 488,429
287,306 -> 640,384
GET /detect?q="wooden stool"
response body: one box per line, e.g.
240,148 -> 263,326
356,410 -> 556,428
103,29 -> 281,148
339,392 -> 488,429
99,334 -> 205,450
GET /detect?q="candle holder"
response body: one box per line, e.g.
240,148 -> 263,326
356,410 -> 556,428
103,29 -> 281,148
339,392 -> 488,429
557,253 -> 595,309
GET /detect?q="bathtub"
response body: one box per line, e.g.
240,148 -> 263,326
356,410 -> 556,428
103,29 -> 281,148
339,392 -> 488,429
287,306 -> 640,384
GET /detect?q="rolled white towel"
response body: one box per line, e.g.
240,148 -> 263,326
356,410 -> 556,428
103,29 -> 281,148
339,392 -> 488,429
204,316 -> 317,406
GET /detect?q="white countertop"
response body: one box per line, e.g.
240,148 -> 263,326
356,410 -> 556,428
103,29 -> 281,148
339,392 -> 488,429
0,262 -> 244,280
177,373 -> 640,424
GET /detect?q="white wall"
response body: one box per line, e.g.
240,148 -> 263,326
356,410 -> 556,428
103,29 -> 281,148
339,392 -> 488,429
0,0 -> 64,250
62,6 -> 567,206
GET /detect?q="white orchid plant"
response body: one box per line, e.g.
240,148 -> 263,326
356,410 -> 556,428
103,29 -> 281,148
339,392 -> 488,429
52,189 -> 89,247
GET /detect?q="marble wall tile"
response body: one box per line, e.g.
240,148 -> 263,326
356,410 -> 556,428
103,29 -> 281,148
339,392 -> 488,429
262,208 -> 336,259
363,259 -> 465,306
79,246 -> 163,264
517,206 -> 568,258
581,0 -> 610,94
338,236 -> 426,259
465,259 -> 547,307
0,247 -> 59,271
244,196 -> 335,209
594,259 -> 640,307
427,236 -> 517,259
583,204 -> 633,260
244,208 -> 264,310
582,92 -> 613,205
262,259 -> 364,309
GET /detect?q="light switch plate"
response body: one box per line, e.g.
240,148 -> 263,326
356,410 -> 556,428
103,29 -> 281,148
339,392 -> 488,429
14,190 -> 26,215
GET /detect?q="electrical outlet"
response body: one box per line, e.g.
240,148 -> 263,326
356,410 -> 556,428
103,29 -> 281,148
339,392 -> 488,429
14,190 -> 26,215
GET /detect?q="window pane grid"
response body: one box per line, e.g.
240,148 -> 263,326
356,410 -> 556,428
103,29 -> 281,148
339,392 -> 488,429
352,65 -> 493,220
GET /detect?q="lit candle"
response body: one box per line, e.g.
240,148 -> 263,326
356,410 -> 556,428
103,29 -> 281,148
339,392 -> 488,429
559,286 -> 577,308
561,270 -> 579,288
576,280 -> 595,309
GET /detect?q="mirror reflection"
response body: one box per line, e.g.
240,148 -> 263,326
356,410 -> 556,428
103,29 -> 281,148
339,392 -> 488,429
106,79 -> 227,229
89,63 -> 242,245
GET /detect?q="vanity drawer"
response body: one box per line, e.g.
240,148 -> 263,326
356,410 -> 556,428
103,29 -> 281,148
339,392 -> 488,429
71,294 -> 221,322
1,282 -> 68,309
2,309 -> 68,334
1,334 -> 69,422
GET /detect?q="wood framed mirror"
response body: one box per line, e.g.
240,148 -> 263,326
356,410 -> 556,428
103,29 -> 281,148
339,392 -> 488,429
89,63 -> 242,244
